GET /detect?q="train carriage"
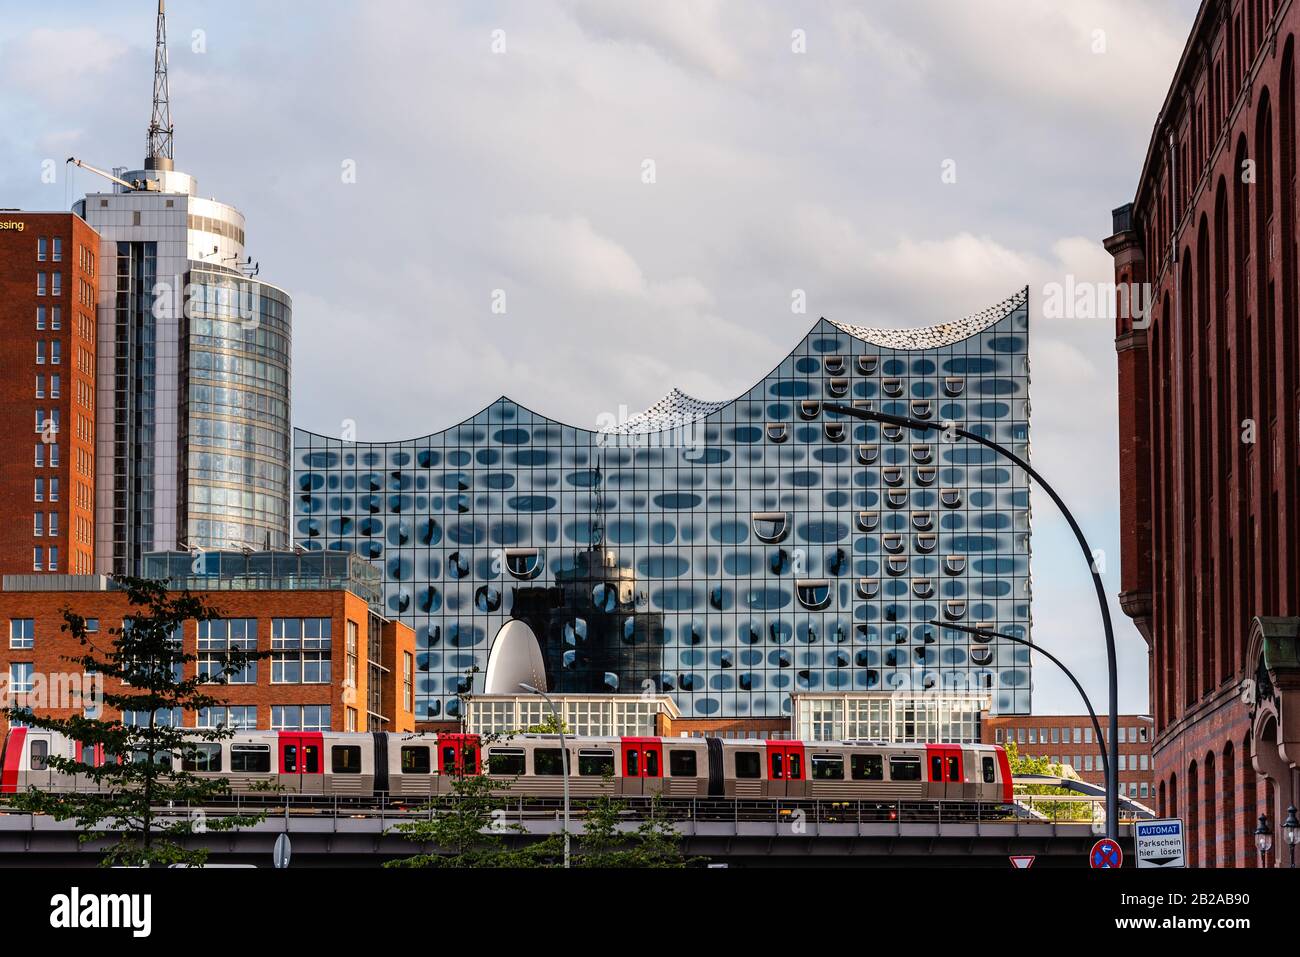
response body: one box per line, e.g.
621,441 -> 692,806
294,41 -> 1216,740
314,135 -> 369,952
0,727 -> 1013,808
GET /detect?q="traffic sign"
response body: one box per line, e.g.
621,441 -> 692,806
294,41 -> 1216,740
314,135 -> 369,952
1089,838 -> 1123,869
273,833 -> 292,869
1134,818 -> 1185,868
1009,855 -> 1035,869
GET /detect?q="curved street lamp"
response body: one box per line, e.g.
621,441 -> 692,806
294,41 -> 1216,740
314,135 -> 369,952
519,683 -> 570,868
823,401 -> 1121,839
928,619 -> 1109,786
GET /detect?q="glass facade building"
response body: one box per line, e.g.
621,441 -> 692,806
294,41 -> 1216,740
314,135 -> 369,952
75,167 -> 292,573
294,290 -> 1032,721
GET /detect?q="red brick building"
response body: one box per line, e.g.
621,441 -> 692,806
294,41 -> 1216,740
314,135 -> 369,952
981,714 -> 1155,804
0,211 -> 99,578
0,557 -> 415,735
1106,0 -> 1300,866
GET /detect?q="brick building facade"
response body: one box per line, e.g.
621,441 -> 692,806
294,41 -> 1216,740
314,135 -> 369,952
980,714 -> 1155,804
0,212 -> 99,578
1106,0 -> 1300,866
0,576 -> 415,735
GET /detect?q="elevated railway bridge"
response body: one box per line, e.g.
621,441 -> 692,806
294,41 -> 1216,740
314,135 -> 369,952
0,778 -> 1149,866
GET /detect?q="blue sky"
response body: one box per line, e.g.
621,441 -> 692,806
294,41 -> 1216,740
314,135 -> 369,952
1,0 -> 1204,713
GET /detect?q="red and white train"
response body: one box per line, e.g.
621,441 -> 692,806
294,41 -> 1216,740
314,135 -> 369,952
0,727 -> 1013,805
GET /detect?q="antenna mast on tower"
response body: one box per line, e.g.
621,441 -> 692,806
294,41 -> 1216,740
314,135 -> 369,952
145,0 -> 174,170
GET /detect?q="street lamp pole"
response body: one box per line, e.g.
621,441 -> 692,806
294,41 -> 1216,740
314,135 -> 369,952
520,683 -> 569,868
930,620 -> 1110,788
824,402 -> 1121,839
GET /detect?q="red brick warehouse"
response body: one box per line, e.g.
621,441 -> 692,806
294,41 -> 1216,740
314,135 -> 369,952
0,212 -> 99,578
1106,0 -> 1300,867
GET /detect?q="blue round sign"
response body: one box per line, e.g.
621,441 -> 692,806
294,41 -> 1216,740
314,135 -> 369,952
1089,838 -> 1122,869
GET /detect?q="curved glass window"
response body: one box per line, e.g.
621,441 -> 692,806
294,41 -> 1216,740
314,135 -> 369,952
795,579 -> 832,610
856,578 -> 880,599
504,547 -> 541,579
856,444 -> 879,465
857,356 -> 879,375
751,512 -> 789,543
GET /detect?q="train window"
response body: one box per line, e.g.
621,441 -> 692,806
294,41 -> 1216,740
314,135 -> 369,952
487,749 -> 525,776
930,756 -> 944,781
626,749 -> 639,776
735,751 -> 761,779
982,756 -> 996,784
889,756 -> 921,781
669,750 -> 697,777
789,754 -> 802,780
183,743 -> 222,773
29,739 -> 48,771
645,750 -> 659,777
401,746 -> 431,774
578,750 -> 614,776
770,752 -> 784,779
131,750 -> 173,770
947,756 -> 960,782
231,745 -> 271,773
534,748 -> 566,776
851,754 -> 883,781
332,745 -> 362,774
811,755 -> 844,780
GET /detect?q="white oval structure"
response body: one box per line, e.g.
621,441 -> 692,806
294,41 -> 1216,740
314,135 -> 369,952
483,619 -> 548,694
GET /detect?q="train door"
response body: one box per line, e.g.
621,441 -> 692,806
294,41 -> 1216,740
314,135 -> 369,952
764,741 -> 806,798
437,734 -> 481,778
279,733 -> 324,793
620,738 -> 663,796
74,742 -> 105,791
926,745 -> 963,800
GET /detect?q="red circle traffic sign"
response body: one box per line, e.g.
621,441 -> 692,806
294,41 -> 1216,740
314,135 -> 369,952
1090,838 -> 1123,868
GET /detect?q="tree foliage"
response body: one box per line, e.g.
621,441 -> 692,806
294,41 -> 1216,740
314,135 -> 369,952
2,576 -> 271,867
1003,741 -> 1095,822
386,767 -> 694,868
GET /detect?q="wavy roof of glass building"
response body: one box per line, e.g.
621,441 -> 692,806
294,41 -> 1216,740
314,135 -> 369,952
294,288 -> 1032,720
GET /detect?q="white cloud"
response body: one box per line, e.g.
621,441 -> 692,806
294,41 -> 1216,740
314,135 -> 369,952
500,214 -> 647,298
568,0 -> 745,80
0,28 -> 129,100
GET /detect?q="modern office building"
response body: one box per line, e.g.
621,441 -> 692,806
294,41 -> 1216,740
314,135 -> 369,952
0,550 -> 415,735
1105,0 -> 1298,866
294,289 -> 1033,725
981,714 -> 1155,803
70,2 -> 293,575
0,211 -> 100,577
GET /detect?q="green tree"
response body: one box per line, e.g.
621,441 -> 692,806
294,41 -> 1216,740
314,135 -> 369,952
573,788 -> 693,868
1003,741 -> 1094,822
385,760 -> 543,867
2,576 -> 270,867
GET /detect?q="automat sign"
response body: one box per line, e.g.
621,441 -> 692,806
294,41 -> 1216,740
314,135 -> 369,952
1134,819 -> 1185,868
